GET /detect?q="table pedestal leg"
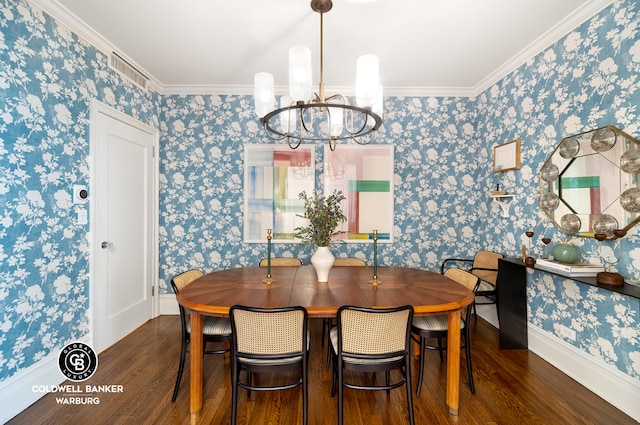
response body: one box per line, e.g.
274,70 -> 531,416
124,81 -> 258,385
446,310 -> 461,415
190,312 -> 203,416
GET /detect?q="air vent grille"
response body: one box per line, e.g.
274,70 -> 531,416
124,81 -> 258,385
110,52 -> 149,90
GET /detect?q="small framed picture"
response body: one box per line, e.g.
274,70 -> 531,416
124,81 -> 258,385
494,139 -> 521,172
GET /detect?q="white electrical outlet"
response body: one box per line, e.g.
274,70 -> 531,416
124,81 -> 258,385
558,324 -> 576,341
77,208 -> 88,225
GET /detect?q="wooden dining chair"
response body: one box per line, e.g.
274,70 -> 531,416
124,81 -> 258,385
323,257 -> 366,368
330,305 -> 415,425
170,269 -> 232,402
411,268 -> 480,395
229,305 -> 309,425
258,257 -> 302,267
441,250 -> 502,315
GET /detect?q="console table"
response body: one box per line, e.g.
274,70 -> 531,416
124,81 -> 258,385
496,258 -> 640,350
496,258 -> 529,349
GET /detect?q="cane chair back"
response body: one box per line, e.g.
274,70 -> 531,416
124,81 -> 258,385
323,257 -> 366,365
441,250 -> 502,311
229,305 -> 309,425
330,305 -> 414,425
411,268 -> 480,395
170,269 -> 231,402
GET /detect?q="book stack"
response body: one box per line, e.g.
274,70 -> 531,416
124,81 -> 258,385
536,258 -> 604,277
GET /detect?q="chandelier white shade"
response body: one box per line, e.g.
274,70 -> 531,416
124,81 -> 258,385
253,0 -> 382,150
289,46 -> 313,102
254,72 -> 274,118
356,54 -> 379,108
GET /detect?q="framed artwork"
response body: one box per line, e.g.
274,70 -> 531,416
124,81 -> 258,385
324,144 -> 394,243
244,145 -> 315,242
494,139 -> 521,172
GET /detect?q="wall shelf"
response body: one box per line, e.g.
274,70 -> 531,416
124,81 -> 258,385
496,257 -> 640,350
489,194 -> 515,217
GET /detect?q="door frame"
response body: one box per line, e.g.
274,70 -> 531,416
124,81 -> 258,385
89,99 -> 160,351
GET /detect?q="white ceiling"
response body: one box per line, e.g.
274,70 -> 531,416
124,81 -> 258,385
38,0 -> 612,96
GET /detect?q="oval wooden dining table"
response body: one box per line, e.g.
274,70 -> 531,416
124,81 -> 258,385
176,265 -> 474,418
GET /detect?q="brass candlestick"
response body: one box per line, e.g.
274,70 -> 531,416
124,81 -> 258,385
524,231 -> 535,267
368,230 -> 382,285
541,237 -> 552,259
262,228 -> 275,284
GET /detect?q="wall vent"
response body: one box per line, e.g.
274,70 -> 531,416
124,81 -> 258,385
110,52 -> 149,90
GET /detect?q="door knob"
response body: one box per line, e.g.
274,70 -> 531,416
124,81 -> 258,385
101,241 -> 113,249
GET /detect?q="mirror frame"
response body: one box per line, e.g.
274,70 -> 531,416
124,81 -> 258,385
539,125 -> 640,239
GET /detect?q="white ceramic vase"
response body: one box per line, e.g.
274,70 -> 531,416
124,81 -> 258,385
311,246 -> 335,282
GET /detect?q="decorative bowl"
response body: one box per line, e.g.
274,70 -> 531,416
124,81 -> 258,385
552,243 -> 581,264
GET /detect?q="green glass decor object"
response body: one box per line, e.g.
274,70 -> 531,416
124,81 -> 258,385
552,243 -> 581,264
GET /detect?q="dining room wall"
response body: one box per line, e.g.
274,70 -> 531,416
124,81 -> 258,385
0,0 -> 639,420
157,0 -> 640,387
158,94 -> 486,286
0,0 -> 161,396
473,0 -> 640,387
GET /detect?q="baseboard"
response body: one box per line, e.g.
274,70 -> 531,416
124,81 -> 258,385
0,334 -> 91,423
528,324 -> 640,422
475,303 -> 499,328
476,307 -> 639,421
160,294 -> 179,315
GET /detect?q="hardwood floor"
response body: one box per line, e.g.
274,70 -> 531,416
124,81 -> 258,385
8,315 -> 636,425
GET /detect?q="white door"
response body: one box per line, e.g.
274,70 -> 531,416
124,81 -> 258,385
91,100 -> 158,353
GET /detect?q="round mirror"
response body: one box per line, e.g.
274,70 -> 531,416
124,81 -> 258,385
539,126 -> 640,239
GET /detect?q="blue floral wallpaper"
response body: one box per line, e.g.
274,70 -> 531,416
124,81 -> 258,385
0,0 -> 159,380
0,0 -> 638,397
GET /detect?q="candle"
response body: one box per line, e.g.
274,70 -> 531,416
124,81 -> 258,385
373,230 -> 378,278
267,229 -> 272,277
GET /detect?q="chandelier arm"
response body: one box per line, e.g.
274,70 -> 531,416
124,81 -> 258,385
287,136 -> 303,150
342,108 -> 370,136
329,138 -> 337,151
351,131 -> 377,145
299,106 -> 313,133
261,120 -> 292,141
261,103 -> 381,142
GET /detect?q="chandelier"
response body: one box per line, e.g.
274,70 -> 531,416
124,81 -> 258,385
254,0 -> 383,151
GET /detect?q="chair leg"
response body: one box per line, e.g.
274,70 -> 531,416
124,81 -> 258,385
324,318 -> 333,369
405,358 -> 415,425
338,360 -> 344,425
416,336 -> 426,396
171,337 -> 188,402
385,370 -> 391,395
326,337 -> 332,369
331,353 -> 338,397
231,359 -> 239,425
303,362 -> 309,425
437,337 -> 444,362
321,318 -> 327,343
465,330 -> 476,394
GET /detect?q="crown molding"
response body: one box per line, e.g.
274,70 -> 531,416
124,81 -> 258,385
473,0 -> 614,95
28,0 -> 613,99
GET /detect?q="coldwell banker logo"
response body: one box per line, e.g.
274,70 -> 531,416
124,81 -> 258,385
31,342 -> 124,405
58,342 -> 98,381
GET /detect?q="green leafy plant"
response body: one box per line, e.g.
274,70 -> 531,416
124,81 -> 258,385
294,190 -> 347,246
